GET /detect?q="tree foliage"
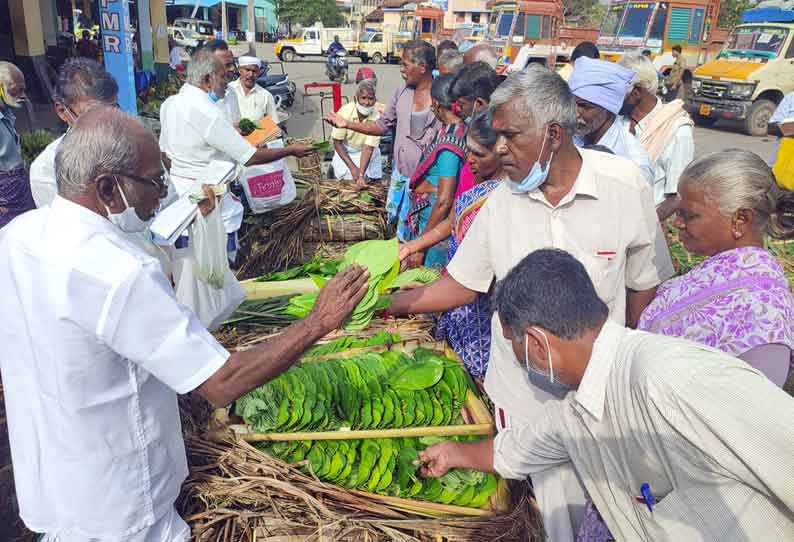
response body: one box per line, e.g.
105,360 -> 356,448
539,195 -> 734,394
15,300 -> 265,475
564,0 -> 606,27
718,0 -> 753,28
276,0 -> 345,28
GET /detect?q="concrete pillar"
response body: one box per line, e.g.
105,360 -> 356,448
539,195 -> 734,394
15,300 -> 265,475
248,0 -> 255,42
8,0 -> 46,57
150,0 -> 170,81
40,0 -> 59,48
137,0 -> 154,71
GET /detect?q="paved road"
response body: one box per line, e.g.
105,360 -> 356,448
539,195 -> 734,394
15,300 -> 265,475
255,44 -> 777,162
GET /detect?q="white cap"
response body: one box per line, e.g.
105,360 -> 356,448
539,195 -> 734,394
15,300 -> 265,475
238,56 -> 262,68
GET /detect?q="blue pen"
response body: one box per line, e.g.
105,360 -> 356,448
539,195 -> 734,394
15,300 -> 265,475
640,483 -> 656,513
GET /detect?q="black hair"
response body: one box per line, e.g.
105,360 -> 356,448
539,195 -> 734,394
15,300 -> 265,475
672,45 -> 682,53
571,41 -> 600,63
641,49 -> 652,57
204,39 -> 229,52
436,40 -> 458,57
450,61 -> 501,102
431,73 -> 456,109
493,249 -> 609,340
405,40 -> 437,72
468,108 -> 497,148
54,57 -> 119,106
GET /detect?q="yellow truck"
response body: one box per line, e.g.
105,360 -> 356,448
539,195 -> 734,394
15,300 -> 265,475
688,8 -> 794,136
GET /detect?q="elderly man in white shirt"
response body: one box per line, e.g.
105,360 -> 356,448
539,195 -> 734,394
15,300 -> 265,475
228,56 -> 280,123
388,66 -> 674,541
0,106 -> 369,542
420,248 -> 794,542
29,58 -> 119,207
619,54 -> 695,221
159,49 -> 310,261
204,39 -> 241,125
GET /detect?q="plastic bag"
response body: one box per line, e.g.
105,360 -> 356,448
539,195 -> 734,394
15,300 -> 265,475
773,138 -> 794,190
190,207 -> 229,289
174,250 -> 245,331
240,140 -> 297,214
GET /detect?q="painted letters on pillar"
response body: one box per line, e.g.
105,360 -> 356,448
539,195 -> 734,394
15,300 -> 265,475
99,0 -> 138,114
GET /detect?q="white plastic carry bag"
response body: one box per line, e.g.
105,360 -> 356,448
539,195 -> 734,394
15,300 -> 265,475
241,139 -> 297,214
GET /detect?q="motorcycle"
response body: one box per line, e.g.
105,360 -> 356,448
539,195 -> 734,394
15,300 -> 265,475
326,51 -> 349,84
256,61 -> 296,110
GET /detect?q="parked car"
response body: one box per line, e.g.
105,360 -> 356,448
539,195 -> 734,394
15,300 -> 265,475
173,18 -> 215,41
169,27 -> 201,48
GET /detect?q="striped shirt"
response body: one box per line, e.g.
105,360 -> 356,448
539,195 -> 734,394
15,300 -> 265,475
494,321 -> 794,541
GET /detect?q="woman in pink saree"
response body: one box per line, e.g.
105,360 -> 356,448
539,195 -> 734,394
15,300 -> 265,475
578,149 -> 794,542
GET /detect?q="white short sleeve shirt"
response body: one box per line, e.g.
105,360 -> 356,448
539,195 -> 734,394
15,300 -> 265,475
159,83 -> 256,181
229,79 -> 281,123
446,149 -> 674,422
0,197 -> 229,538
28,134 -> 64,208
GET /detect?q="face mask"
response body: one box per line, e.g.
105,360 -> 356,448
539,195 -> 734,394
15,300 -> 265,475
432,69 -> 440,78
356,101 -> 374,116
208,90 -> 220,103
104,178 -> 153,233
509,127 -> 553,194
524,328 -> 572,399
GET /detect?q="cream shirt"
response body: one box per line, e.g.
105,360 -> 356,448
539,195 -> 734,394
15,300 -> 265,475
494,321 -> 794,541
447,149 -> 674,422
159,83 -> 255,185
331,101 -> 381,150
229,79 -> 280,123
0,197 -> 229,538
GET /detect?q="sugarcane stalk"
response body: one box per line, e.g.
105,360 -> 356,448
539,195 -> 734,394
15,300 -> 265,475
215,423 -> 494,443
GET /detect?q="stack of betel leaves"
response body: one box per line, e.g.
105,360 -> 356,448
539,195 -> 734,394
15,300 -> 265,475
235,348 -> 470,432
282,238 -> 439,331
257,435 -> 498,507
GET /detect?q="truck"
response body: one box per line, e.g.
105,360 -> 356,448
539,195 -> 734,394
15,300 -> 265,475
483,0 -> 599,67
596,0 -> 728,80
357,30 -> 397,63
173,18 -> 216,41
688,7 -> 794,136
275,25 -> 359,62
394,3 -> 446,52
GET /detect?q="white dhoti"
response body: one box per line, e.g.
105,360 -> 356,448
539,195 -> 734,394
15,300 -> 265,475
496,404 -> 588,542
331,143 -> 383,180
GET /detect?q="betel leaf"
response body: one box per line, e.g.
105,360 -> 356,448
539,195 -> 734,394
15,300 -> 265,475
388,358 -> 445,390
386,267 -> 441,290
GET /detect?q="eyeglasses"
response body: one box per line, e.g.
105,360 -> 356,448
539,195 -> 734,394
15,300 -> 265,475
110,168 -> 170,192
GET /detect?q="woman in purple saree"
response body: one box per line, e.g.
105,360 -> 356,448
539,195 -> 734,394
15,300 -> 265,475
578,149 -> 794,542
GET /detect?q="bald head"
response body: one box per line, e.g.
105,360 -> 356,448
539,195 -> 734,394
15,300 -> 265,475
463,44 -> 498,69
55,107 -> 156,199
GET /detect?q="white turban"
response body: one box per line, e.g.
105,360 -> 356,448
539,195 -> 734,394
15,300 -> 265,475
238,56 -> 262,68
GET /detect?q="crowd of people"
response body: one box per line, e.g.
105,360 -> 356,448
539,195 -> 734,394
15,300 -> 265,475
1,35 -> 794,542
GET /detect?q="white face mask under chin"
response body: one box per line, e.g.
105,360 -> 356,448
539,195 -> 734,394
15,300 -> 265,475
356,101 -> 374,116
104,179 -> 153,234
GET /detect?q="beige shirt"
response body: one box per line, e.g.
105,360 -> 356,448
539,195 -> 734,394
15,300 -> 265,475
494,321 -> 794,541
229,79 -> 280,123
447,149 -> 674,422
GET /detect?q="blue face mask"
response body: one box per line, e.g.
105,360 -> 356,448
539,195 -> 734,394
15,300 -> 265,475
208,90 -> 220,103
509,128 -> 553,194
524,328 -> 572,399
432,69 -> 440,79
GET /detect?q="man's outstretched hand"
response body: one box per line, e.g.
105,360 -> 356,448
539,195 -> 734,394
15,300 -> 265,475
307,264 -> 369,332
323,112 -> 348,130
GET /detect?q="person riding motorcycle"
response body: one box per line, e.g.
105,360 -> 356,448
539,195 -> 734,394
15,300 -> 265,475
327,36 -> 348,80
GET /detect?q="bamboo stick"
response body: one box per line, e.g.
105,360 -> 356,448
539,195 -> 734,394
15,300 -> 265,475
213,423 -> 494,443
241,278 -> 319,300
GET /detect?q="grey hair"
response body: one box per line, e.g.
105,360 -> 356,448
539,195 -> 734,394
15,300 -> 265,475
618,54 -> 658,93
357,78 -> 377,96
0,61 -> 21,87
55,107 -> 143,198
468,46 -> 498,69
438,49 -> 463,73
187,48 -> 221,86
490,64 -> 577,132
54,57 -> 119,106
681,149 -> 794,239
493,248 -> 608,340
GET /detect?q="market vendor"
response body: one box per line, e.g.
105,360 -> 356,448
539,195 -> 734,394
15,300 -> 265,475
330,79 -> 382,185
29,58 -> 119,207
324,40 -> 440,238
0,61 -> 34,229
0,106 -> 370,541
419,248 -> 794,540
159,48 -> 311,261
228,55 -> 281,124
387,66 -> 674,541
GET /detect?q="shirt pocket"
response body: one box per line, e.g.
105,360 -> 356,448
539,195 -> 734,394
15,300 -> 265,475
584,251 -> 621,306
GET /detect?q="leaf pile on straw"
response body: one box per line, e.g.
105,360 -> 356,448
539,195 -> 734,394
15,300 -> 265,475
237,180 -> 392,280
178,437 -> 541,542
